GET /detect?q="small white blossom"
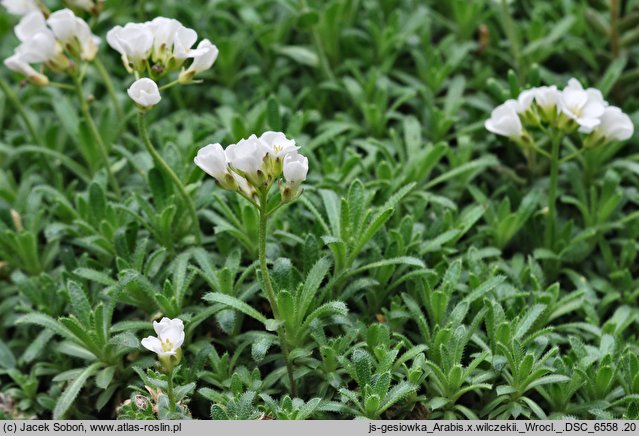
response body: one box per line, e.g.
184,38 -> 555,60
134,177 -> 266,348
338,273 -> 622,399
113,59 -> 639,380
178,39 -> 218,83
594,106 -> 634,141
516,89 -> 536,113
127,78 -> 161,108
14,10 -> 48,42
534,86 -> 560,111
485,100 -> 523,138
559,78 -> 607,133
47,9 -> 99,61
194,143 -> 228,182
15,30 -> 57,64
259,131 -> 299,159
141,318 -> 185,357
171,26 -> 198,59
1,0 -> 38,15
147,17 -> 198,60
107,23 -> 154,73
148,17 -> 184,63
226,134 -> 269,183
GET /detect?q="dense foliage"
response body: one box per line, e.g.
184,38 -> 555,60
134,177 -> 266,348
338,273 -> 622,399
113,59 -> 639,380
1,0 -> 639,420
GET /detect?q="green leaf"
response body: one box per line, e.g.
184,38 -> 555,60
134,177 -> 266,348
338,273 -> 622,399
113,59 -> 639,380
527,374 -> 570,390
267,96 -> 282,131
347,257 -> 425,277
16,313 -> 77,344
299,257 -> 332,318
66,280 -> 92,328
203,292 -> 267,326
515,304 -> 546,339
275,45 -> 319,67
53,362 -> 103,419
0,340 -> 16,369
302,301 -> 347,329
95,366 -> 116,390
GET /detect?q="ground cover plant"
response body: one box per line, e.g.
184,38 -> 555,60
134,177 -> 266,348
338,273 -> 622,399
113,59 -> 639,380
0,0 -> 638,421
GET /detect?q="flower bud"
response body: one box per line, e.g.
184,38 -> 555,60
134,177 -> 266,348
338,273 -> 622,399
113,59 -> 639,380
4,53 -> 49,86
127,78 -> 161,109
281,153 -> 308,202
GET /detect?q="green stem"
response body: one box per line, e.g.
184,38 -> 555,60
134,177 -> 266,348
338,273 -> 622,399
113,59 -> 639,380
72,75 -> 121,198
545,133 -> 563,250
167,368 -> 176,414
158,79 -> 181,91
93,56 -> 125,123
48,82 -> 75,91
0,76 -> 43,146
258,190 -> 297,397
137,111 -> 202,244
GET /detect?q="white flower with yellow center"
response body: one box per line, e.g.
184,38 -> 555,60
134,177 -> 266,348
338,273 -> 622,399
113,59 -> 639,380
141,317 -> 184,356
559,78 -> 607,133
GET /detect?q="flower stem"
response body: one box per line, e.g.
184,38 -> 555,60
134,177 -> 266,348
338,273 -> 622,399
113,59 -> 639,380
545,133 -> 563,250
93,56 -> 125,123
72,75 -> 121,198
258,190 -> 297,397
137,111 -> 202,244
166,368 -> 176,414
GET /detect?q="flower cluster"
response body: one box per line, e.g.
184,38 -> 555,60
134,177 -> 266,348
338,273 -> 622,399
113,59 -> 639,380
141,317 -> 184,370
3,9 -> 99,85
107,17 -> 217,98
486,78 -> 634,146
194,131 -> 309,202
108,17 -> 217,108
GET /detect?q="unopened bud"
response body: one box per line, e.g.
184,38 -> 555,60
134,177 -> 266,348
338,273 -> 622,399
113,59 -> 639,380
10,209 -> 22,232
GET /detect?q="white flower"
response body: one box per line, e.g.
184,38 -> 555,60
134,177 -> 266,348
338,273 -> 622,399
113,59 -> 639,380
127,78 -> 161,108
178,39 -> 218,83
47,9 -> 99,61
141,318 -> 185,356
534,86 -> 560,111
259,131 -> 298,159
194,143 -> 228,182
595,106 -> 634,141
107,23 -> 154,72
4,53 -> 48,85
559,78 -> 607,133
516,89 -> 536,113
226,134 -> 268,182
1,0 -> 38,15
148,17 -> 182,60
15,30 -> 57,64
171,26 -> 198,59
14,10 -> 48,42
485,100 -> 523,138
283,153 -> 309,184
